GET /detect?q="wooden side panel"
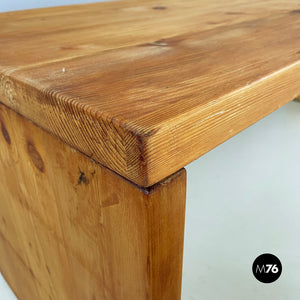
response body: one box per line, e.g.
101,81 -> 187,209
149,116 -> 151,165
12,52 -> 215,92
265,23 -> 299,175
0,103 -> 186,300
146,178 -> 186,300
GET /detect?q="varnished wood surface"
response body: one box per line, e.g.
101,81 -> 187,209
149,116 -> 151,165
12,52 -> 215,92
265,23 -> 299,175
1,0 -> 300,186
0,103 -> 186,300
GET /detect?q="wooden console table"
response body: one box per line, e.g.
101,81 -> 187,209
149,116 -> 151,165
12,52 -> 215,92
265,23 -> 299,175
0,1 -> 299,299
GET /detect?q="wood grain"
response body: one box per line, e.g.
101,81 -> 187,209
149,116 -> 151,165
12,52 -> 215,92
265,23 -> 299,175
1,0 -> 300,186
0,103 -> 186,300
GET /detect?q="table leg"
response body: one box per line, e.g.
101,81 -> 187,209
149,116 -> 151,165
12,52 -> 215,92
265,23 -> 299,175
0,103 -> 186,300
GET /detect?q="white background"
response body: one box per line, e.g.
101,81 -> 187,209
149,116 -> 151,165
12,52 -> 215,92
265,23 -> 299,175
1,2 -> 300,299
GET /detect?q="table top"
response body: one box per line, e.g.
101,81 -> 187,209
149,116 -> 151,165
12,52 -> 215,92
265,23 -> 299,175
0,0 -> 300,187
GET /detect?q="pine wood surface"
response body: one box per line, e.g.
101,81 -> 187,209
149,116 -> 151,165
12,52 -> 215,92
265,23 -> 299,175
0,102 -> 186,300
1,0 -> 300,186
